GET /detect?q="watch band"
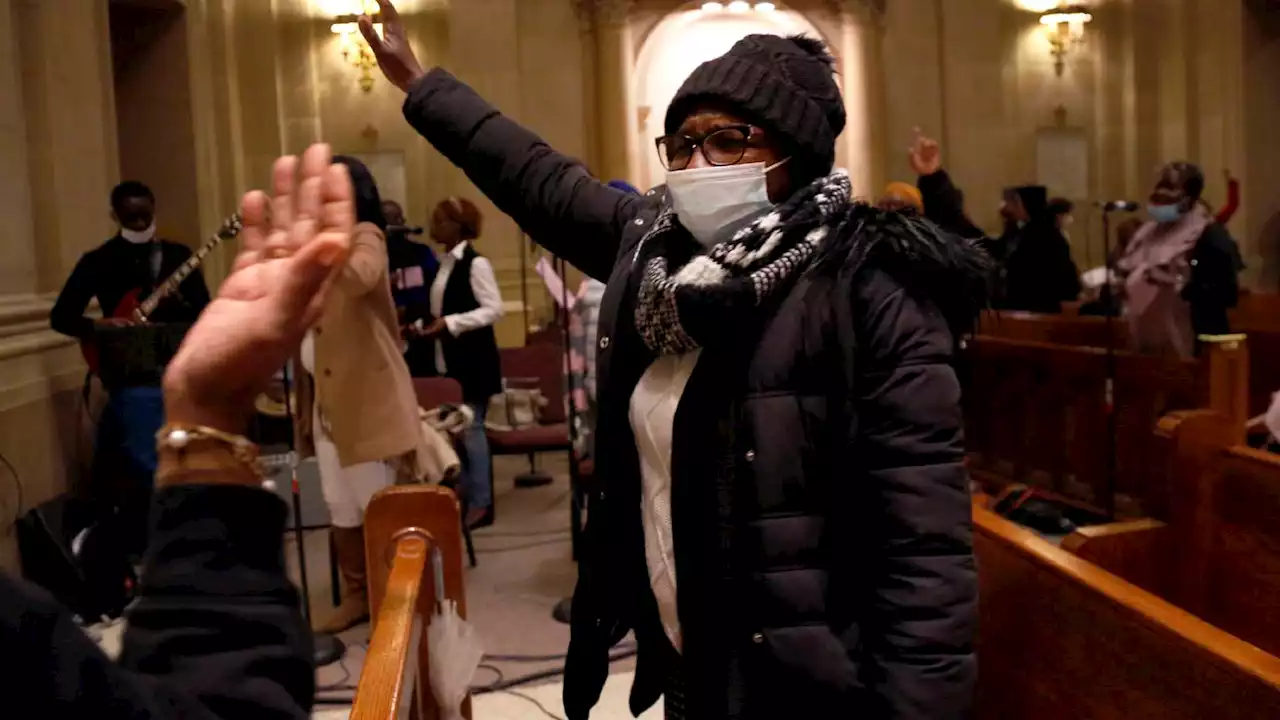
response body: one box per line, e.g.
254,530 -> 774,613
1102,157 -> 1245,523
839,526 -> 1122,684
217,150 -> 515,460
156,423 -> 265,487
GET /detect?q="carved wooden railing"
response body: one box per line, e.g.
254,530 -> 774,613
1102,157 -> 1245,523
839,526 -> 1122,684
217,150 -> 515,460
351,486 -> 469,720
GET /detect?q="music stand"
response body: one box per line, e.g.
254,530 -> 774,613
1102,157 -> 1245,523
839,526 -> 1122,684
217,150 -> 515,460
279,366 -> 346,667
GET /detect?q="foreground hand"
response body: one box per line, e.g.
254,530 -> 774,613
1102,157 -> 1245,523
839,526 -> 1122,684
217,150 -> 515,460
162,144 -> 354,433
360,0 -> 425,93
908,127 -> 942,176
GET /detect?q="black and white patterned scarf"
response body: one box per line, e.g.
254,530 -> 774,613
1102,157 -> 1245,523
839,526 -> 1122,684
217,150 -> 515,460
635,169 -> 852,355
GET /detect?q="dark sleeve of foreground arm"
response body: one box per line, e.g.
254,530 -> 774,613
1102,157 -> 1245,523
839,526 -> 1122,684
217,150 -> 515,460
402,68 -> 645,281
0,485 -> 312,720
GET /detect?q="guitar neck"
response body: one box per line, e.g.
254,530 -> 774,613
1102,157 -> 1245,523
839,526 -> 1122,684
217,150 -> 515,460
135,223 -> 236,321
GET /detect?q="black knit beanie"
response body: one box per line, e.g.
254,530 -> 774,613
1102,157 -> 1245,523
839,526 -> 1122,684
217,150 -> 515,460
665,34 -> 845,179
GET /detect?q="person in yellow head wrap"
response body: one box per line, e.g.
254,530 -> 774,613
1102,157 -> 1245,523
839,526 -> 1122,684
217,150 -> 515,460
877,181 -> 924,212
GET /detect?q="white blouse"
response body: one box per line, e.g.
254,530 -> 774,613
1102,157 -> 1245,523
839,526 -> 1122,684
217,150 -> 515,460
629,349 -> 702,654
427,241 -> 504,375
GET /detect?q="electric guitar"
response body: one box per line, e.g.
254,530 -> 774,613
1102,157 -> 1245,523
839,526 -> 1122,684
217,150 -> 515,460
81,214 -> 243,374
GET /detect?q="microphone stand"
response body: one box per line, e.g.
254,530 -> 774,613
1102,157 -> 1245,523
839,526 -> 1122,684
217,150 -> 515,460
281,365 -> 346,667
1100,208 -> 1118,520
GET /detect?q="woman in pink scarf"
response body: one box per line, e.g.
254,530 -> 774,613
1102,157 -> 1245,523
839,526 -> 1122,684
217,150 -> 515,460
1117,162 -> 1243,358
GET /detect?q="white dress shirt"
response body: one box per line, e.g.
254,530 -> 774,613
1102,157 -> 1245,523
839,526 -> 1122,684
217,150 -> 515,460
428,241 -> 504,375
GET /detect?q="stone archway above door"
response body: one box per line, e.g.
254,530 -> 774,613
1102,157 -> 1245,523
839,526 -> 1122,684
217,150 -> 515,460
569,0 -> 887,190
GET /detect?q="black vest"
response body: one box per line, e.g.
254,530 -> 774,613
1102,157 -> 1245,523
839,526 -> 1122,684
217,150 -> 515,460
440,245 -> 502,402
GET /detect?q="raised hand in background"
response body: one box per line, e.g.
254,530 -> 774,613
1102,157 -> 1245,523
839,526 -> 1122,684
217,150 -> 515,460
359,0 -> 426,93
908,127 -> 942,177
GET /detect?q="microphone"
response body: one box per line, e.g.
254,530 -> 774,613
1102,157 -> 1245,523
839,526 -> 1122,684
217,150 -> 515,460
1096,200 -> 1140,212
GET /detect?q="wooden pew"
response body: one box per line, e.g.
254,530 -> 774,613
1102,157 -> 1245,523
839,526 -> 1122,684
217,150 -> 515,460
1232,291 -> 1280,333
1231,293 -> 1280,419
978,309 -> 1126,347
1063,410 -> 1280,658
982,306 -> 1280,418
975,504 -> 1280,718
963,334 -> 1247,518
352,486 -> 469,720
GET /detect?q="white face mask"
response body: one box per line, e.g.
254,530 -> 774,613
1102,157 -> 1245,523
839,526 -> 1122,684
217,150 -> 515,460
666,159 -> 789,247
120,222 -> 156,244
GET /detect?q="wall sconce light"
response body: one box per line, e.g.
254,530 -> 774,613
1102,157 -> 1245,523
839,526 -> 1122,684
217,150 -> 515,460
1039,4 -> 1092,77
331,7 -> 382,93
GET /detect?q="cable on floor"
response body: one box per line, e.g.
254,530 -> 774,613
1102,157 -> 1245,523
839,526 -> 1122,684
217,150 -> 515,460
316,660 -> 350,692
472,527 -> 571,539
320,639 -> 363,691
483,641 -> 636,663
501,688 -> 566,720
476,663 -> 505,686
310,646 -> 639,707
470,646 -> 638,694
474,536 -> 571,554
315,640 -> 365,694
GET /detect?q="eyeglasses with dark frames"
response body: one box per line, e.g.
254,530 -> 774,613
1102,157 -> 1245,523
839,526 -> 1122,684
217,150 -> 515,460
655,125 -> 757,171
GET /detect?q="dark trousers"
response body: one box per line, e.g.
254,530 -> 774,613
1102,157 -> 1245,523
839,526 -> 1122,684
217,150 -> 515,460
93,385 -> 165,558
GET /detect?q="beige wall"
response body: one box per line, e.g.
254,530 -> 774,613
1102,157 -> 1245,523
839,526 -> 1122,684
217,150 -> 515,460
115,4 -> 204,250
873,0 -> 1255,273
1243,0 -> 1280,289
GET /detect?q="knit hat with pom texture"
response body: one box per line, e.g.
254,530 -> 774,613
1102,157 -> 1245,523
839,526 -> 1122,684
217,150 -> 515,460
664,34 -> 845,178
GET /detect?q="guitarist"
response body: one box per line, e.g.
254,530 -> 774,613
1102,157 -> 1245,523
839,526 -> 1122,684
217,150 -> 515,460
49,180 -> 211,557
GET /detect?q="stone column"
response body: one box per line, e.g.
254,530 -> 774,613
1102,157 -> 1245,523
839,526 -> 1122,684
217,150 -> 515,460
879,0 -> 945,189
827,0 -> 885,200
575,0 -> 636,183
228,0 -> 286,191
0,0 -> 36,297
17,0 -> 120,292
182,0 -> 244,287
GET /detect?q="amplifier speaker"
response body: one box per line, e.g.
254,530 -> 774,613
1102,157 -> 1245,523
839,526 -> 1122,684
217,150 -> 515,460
259,449 -> 331,529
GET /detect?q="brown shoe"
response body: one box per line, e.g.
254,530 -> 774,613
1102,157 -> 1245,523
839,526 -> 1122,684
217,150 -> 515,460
314,526 -> 369,634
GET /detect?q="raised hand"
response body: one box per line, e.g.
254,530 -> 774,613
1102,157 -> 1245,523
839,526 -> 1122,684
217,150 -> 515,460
162,143 -> 354,433
908,127 -> 942,177
360,0 -> 425,93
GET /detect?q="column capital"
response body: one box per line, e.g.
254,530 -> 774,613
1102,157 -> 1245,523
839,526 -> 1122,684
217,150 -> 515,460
572,0 -> 634,32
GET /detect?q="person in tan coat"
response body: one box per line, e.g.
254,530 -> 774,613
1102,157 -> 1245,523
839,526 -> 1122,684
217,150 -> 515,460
294,155 -> 450,633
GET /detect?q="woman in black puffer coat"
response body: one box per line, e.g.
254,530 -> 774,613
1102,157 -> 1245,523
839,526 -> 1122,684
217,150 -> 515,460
360,3 -> 985,718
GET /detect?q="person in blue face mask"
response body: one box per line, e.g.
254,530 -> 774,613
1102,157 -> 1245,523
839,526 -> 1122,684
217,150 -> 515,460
361,2 -> 986,718
1116,161 -> 1243,358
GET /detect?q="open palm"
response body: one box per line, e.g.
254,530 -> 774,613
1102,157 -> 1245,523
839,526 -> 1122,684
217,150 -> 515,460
163,144 -> 354,432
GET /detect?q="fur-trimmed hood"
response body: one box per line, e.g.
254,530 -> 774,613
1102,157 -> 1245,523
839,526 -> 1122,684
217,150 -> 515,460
815,202 -> 994,336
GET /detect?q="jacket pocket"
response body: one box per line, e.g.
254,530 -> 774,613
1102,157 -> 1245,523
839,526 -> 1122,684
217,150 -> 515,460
744,623 -> 866,718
